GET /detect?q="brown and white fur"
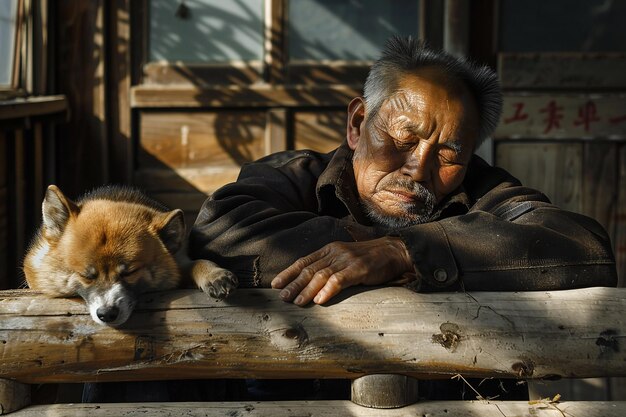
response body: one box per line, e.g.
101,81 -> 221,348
23,185 -> 237,327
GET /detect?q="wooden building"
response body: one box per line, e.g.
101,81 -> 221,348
1,0 -> 625,403
2,0 -> 625,290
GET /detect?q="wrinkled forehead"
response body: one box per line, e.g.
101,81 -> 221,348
377,69 -> 479,137
379,73 -> 476,116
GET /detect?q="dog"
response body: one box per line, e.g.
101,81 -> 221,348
23,184 -> 238,327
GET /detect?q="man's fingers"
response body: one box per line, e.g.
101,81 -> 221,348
278,275 -> 309,301
271,255 -> 317,289
276,261 -> 327,302
313,273 -> 346,305
293,269 -> 334,306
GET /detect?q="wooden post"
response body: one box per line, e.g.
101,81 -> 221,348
351,374 -> 419,409
0,379 -> 30,415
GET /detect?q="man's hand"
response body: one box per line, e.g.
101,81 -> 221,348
270,236 -> 414,306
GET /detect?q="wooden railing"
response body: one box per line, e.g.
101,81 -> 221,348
1,286 -> 625,415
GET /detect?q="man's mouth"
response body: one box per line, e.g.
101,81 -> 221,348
385,189 -> 422,204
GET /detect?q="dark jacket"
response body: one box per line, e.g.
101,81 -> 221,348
189,142 -> 617,291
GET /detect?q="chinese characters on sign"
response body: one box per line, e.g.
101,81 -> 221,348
495,95 -> 626,139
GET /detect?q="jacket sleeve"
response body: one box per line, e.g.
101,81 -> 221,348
396,163 -> 618,292
188,154 -> 376,287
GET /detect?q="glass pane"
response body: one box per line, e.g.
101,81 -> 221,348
0,0 -> 18,86
289,0 -> 420,61
149,0 -> 264,63
500,0 -> 626,52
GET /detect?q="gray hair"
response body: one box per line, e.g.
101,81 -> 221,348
363,36 -> 503,146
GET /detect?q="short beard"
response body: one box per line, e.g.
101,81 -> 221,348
361,178 -> 437,229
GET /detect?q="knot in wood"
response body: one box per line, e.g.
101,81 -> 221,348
512,358 -> 535,378
431,322 -> 461,352
596,329 -> 620,354
269,324 -> 309,351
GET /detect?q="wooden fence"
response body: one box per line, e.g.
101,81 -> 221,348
1,286 -> 625,415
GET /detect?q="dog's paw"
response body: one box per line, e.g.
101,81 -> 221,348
191,260 -> 238,300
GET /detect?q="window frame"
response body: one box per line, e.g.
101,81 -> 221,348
0,0 -> 25,100
133,0 -> 427,92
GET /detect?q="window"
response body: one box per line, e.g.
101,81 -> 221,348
149,0 -> 264,63
0,0 -> 20,95
140,0 -> 421,86
289,0 -> 419,62
499,0 -> 626,52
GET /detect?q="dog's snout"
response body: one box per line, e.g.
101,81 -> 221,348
96,306 -> 120,323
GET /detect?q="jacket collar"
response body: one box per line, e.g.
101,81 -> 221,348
316,142 -> 471,224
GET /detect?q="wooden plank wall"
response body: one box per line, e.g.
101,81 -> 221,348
293,111 -> 345,152
0,132 -> 7,289
496,141 -> 624,287
54,1 -> 108,197
495,141 -> 625,400
135,109 -> 348,228
136,111 -> 267,228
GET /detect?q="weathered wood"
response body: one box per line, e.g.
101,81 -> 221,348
294,110 -> 345,152
582,142 -> 618,241
0,287 -> 625,384
11,131 -> 26,288
617,145 -> 626,288
351,374 -> 418,408
495,142 -> 583,213
0,96 -> 68,121
443,0 -> 469,58
0,133 -> 7,290
0,379 -> 30,415
287,63 -> 369,86
142,62 -> 262,86
494,94 -> 626,139
7,400 -> 626,417
264,0 -> 286,84
134,169 -> 225,196
130,85 -> 360,108
107,0 -> 133,185
55,0 -> 109,195
499,53 -> 626,89
265,108 -> 288,154
139,111 -> 266,169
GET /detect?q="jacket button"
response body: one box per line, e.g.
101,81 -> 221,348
433,268 -> 448,283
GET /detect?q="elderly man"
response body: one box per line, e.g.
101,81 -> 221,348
189,36 -> 617,307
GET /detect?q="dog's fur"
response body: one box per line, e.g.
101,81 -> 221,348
23,185 -> 237,326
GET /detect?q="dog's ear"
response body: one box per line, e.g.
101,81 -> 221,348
42,185 -> 79,241
153,209 -> 185,254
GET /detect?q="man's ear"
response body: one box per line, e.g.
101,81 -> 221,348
153,209 -> 185,254
42,185 -> 79,241
347,97 -> 365,150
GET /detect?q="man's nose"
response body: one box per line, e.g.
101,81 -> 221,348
400,141 -> 434,183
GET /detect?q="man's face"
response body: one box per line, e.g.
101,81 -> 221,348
347,68 -> 480,228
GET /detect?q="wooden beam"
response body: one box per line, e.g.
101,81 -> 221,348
617,145 -> 626,287
7,400 -> 626,417
265,108 -> 288,154
0,96 -> 67,121
498,53 -> 626,90
107,0 -> 133,184
443,0 -> 469,58
264,0 -> 286,84
0,378 -> 30,415
54,0 -> 108,195
351,374 -> 419,408
130,85 -> 360,108
1,287 -> 625,384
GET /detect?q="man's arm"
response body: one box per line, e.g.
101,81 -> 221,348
397,181 -> 617,293
191,153 -> 617,305
271,180 -> 617,305
188,152 -> 381,287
